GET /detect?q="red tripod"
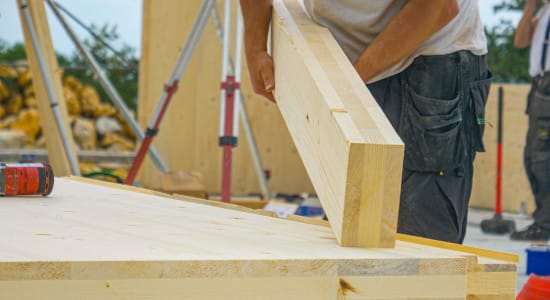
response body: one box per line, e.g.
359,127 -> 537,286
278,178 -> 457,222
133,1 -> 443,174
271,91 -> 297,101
218,0 -> 244,202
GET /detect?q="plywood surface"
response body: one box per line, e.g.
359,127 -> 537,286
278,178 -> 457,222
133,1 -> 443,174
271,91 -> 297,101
0,178 -> 468,281
0,177 -> 516,299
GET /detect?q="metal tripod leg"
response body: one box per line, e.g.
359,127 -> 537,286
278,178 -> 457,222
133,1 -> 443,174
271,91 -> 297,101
212,4 -> 271,200
46,0 -> 169,173
124,0 -> 215,185
219,0 -> 246,202
19,0 -> 80,176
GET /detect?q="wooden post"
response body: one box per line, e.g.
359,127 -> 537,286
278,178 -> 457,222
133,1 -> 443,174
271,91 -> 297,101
17,0 -> 79,176
138,0 -> 313,194
272,0 -> 405,248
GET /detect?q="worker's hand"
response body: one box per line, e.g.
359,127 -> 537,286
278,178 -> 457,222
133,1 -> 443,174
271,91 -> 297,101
526,0 -> 539,11
515,0 -> 539,47
245,50 -> 275,102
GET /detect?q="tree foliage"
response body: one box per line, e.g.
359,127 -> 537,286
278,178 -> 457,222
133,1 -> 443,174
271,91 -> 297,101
0,3 -> 543,88
485,0 -> 549,83
0,23 -> 138,110
486,20 -> 530,83
65,24 -> 139,110
0,42 -> 27,62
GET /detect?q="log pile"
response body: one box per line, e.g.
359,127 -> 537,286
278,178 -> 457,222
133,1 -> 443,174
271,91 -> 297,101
0,65 -> 136,178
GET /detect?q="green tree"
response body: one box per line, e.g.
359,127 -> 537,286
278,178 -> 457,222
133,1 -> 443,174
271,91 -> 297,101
485,0 -> 537,83
64,23 -> 139,110
0,23 -> 138,110
0,41 -> 27,62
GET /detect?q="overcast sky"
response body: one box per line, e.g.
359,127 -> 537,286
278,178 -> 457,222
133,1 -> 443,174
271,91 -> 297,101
0,0 -> 142,55
0,1 -> 522,57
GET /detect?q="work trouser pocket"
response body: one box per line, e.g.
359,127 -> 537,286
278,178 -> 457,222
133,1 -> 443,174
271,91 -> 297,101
401,85 -> 465,173
533,118 -> 550,152
533,90 -> 550,118
531,151 -> 550,195
532,91 -> 550,151
529,90 -> 550,195
469,73 -> 492,152
525,91 -> 550,195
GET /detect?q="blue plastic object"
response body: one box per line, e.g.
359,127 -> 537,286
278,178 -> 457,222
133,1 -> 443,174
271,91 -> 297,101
294,198 -> 324,217
526,246 -> 550,276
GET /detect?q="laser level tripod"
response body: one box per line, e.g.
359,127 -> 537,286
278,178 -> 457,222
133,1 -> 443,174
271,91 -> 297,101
123,0 -> 271,201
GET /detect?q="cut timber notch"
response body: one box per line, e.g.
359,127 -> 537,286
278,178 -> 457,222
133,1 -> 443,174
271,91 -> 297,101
272,0 -> 404,247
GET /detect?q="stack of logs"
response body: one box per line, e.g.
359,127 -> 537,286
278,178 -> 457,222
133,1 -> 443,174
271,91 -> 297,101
0,64 -> 135,178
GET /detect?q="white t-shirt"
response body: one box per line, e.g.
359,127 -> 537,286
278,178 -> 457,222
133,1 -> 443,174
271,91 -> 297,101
529,4 -> 550,77
303,0 -> 488,83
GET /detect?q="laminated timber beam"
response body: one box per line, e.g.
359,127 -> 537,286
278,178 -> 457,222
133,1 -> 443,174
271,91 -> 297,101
271,0 -> 404,247
0,177 -> 516,300
17,0 -> 79,176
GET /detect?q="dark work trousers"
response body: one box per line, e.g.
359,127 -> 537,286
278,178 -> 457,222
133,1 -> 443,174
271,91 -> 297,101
524,74 -> 550,230
367,51 -> 492,243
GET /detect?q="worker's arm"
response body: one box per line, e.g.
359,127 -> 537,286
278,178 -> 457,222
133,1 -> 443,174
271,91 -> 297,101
514,0 -> 538,49
240,0 -> 275,102
353,0 -> 459,83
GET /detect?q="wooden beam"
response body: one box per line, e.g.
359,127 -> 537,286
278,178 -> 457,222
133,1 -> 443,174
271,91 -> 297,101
17,0 -> 79,176
0,149 -> 135,164
138,0 -> 313,195
396,233 -> 519,263
0,278 -> 338,300
287,215 -> 519,263
271,0 -> 404,247
471,84 -> 534,214
0,177 -> 516,299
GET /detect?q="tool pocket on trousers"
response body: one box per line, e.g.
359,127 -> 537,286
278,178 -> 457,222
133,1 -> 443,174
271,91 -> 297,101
533,119 -> 550,153
531,151 -> 550,195
470,72 -> 492,152
401,85 -> 465,172
533,90 -> 550,119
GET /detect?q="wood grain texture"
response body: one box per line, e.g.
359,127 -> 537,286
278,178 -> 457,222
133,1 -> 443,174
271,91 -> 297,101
0,177 -> 517,299
138,0 -> 313,195
272,0 -> 403,247
0,278 -> 337,300
0,178 -> 465,280
17,0 -> 79,176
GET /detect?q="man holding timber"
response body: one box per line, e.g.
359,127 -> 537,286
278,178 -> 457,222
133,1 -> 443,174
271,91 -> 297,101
240,0 -> 491,243
511,0 -> 550,241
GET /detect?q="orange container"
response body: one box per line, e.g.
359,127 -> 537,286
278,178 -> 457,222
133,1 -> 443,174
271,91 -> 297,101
517,274 -> 550,300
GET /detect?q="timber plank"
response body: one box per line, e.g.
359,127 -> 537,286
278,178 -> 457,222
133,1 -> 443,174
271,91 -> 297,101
0,178 -> 464,278
17,0 -> 79,176
138,0 -> 313,195
0,177 -> 517,299
272,0 -> 403,247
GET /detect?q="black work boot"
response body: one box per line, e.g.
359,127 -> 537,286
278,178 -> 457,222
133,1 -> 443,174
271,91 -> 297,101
510,223 -> 550,241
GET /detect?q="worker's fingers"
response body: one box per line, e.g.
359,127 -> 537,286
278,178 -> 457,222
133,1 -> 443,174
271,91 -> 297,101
260,59 -> 275,93
252,76 -> 275,102
245,50 -> 276,103
254,82 -> 275,102
254,53 -> 276,102
260,71 -> 275,102
261,90 -> 276,102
